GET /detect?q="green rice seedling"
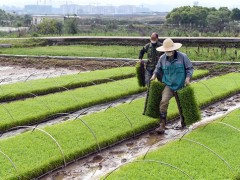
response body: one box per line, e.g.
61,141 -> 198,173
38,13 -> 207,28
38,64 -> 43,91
106,109 -> 240,179
0,67 -> 136,102
135,61 -> 145,87
0,73 -> 240,179
178,85 -> 201,125
145,81 -> 165,118
0,77 -> 146,132
145,81 -> 201,123
0,70 -> 208,132
1,45 -> 240,61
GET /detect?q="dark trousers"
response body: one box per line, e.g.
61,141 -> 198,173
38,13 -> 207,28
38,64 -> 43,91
145,68 -> 154,86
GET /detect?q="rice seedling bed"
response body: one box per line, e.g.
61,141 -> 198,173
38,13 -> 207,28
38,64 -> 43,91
0,72 -> 239,179
105,109 -> 240,179
0,67 -> 136,102
0,70 -> 208,133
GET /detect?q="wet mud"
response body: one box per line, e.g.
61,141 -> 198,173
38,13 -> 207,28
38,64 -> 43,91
0,65 -> 78,85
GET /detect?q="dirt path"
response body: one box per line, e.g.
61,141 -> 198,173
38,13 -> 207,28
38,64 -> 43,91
0,57 -> 239,76
0,57 -> 135,85
0,57 -> 135,72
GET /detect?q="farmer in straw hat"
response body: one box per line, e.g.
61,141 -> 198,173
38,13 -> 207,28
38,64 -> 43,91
150,38 -> 194,134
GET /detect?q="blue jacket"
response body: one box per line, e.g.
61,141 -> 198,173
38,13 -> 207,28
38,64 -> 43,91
154,51 -> 194,91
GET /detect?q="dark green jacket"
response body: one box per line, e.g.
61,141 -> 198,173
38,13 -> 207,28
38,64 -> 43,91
139,41 -> 162,70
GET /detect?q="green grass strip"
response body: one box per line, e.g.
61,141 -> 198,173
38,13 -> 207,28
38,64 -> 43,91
0,45 -> 139,58
2,45 -> 240,62
135,61 -> 145,87
0,68 -> 209,103
145,81 -> 165,118
0,70 -> 208,132
0,77 -> 146,132
178,86 -> 201,125
0,67 -> 136,102
190,69 -> 209,80
106,109 -> 240,179
0,72 -> 239,179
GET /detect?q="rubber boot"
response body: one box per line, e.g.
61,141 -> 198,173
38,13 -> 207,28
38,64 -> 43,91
156,112 -> 167,134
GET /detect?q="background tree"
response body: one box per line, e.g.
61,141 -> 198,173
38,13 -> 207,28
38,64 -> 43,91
64,18 -> 78,34
23,15 -> 32,27
36,19 -> 63,35
56,21 -> 64,35
166,6 -> 235,34
231,8 -> 240,21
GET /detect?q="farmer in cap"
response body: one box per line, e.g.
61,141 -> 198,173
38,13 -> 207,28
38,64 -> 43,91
139,32 -> 163,85
150,38 -> 194,134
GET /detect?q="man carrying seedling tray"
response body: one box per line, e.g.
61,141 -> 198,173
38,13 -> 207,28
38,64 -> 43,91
150,38 -> 194,134
139,32 -> 163,85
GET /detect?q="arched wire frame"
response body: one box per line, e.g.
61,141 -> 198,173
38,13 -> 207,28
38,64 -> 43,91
20,126 -> 67,167
0,148 -> 20,179
104,103 -> 135,136
140,114 -> 240,179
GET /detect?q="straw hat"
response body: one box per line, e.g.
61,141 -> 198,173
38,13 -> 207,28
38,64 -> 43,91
157,38 -> 182,52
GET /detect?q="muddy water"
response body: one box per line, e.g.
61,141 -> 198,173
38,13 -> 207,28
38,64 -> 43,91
41,93 -> 240,180
0,66 -> 78,85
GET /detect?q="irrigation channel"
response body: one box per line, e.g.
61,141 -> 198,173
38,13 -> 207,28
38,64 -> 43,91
0,60 -> 239,180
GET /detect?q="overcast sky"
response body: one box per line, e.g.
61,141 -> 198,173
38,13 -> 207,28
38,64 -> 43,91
1,0 -> 240,9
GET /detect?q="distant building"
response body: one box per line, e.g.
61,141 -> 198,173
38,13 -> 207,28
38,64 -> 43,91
117,5 -> 137,14
64,15 -> 81,19
77,5 -> 148,15
24,5 -> 52,15
77,5 -> 93,14
22,4 -> 151,15
0,27 -> 29,32
32,15 -> 64,25
92,6 -> 115,14
60,4 -> 80,15
136,7 -> 151,13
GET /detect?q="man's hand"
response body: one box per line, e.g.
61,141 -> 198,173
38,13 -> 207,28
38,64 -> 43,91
185,77 -> 191,86
150,74 -> 157,81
